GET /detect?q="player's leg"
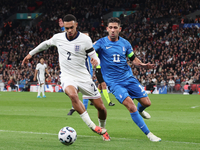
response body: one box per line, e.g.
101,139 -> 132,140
37,76 -> 42,98
98,83 -> 102,94
95,69 -> 114,106
90,97 -> 107,120
67,88 -> 81,115
79,81 -> 109,139
127,78 -> 151,119
41,83 -> 46,98
65,85 -> 85,114
90,97 -> 110,141
37,84 -> 41,98
101,82 -> 115,106
67,92 -> 89,115
122,97 -> 161,142
111,84 -> 150,135
111,83 -> 161,142
136,97 -> 151,119
83,98 -> 89,110
37,81 -> 42,98
63,81 -> 106,135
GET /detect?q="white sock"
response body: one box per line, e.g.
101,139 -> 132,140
98,119 -> 106,128
80,111 -> 96,130
37,85 -> 41,96
41,84 -> 45,96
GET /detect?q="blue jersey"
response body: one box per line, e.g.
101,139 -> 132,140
93,36 -> 134,84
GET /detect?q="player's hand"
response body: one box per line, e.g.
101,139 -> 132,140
22,54 -> 32,65
59,18 -> 64,28
139,62 -> 155,69
33,77 -> 36,81
91,58 -> 98,67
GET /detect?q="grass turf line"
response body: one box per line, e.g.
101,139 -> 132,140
0,92 -> 199,150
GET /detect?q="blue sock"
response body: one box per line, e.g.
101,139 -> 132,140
130,111 -> 150,135
137,102 -> 146,112
83,99 -> 89,110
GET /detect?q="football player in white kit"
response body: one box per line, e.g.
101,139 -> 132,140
22,14 -> 110,141
34,57 -> 51,98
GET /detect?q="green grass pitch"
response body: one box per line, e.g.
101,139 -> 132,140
0,92 -> 199,150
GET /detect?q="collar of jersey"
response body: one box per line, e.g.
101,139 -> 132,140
106,36 -> 120,42
65,31 -> 80,41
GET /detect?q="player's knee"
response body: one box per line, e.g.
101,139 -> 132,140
143,98 -> 151,107
147,100 -> 151,107
128,105 -> 137,113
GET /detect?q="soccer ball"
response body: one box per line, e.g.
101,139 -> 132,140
58,126 -> 77,145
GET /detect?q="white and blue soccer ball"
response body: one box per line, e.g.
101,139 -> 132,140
58,126 -> 77,145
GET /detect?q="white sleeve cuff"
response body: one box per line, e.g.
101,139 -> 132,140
88,50 -> 100,66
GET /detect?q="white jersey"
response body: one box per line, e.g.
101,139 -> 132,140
30,32 -> 94,82
36,63 -> 47,78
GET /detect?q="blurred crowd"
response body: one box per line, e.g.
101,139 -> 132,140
0,0 -> 200,92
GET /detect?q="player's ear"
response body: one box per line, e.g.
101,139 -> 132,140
106,26 -> 109,32
75,22 -> 78,28
119,27 -> 122,32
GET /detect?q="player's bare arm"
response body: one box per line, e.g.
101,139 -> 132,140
45,68 -> 51,78
132,57 -> 155,69
90,58 -> 98,67
22,54 -> 32,65
33,69 -> 38,81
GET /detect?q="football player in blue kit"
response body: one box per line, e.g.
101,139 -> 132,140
93,17 -> 161,142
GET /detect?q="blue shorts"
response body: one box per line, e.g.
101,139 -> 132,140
108,76 -> 147,103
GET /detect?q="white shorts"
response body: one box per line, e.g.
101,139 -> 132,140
37,76 -> 45,84
61,78 -> 101,99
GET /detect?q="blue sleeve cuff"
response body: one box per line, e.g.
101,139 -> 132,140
61,27 -> 65,32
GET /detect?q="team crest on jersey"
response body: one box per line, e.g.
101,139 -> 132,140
75,45 -> 81,52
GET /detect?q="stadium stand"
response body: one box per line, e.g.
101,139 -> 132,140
0,0 -> 200,93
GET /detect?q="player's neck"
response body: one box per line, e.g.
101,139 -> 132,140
108,36 -> 119,42
67,31 -> 78,40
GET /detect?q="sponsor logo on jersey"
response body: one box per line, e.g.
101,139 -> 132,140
75,45 -> 80,52
106,46 -> 112,49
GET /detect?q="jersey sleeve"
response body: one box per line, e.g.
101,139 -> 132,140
45,64 -> 47,69
93,40 -> 101,53
126,41 -> 134,58
29,35 -> 57,56
85,36 -> 93,50
36,64 -> 39,70
49,35 -> 57,46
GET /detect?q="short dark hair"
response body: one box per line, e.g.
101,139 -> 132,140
107,17 -> 121,26
63,14 -> 77,22
40,56 -> 44,60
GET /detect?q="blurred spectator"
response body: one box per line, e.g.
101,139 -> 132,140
0,0 -> 200,94
7,76 -> 18,91
168,77 -> 175,93
160,78 -> 166,86
146,78 -> 155,93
